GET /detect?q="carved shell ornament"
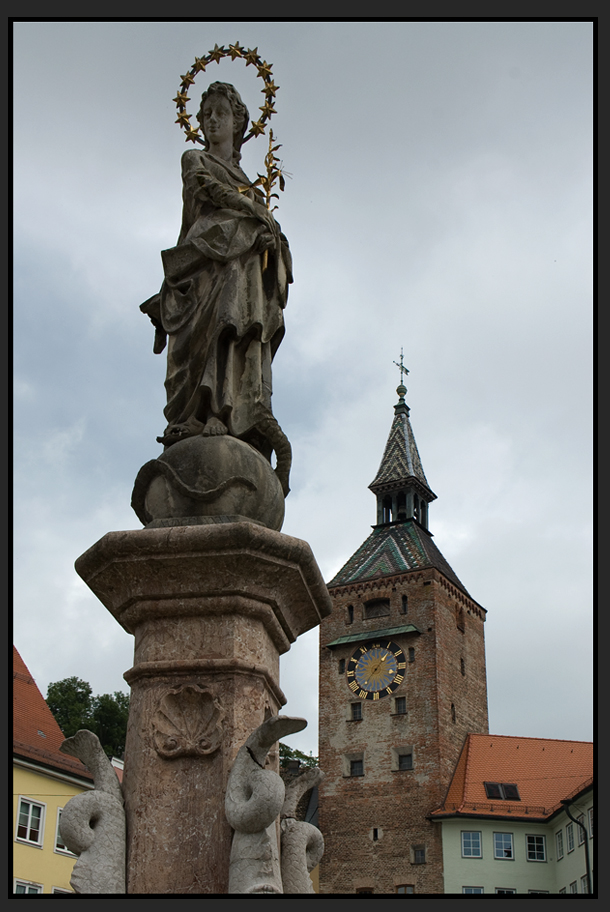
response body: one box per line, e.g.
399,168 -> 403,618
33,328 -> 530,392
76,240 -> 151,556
174,43 -> 287,214
152,684 -> 224,759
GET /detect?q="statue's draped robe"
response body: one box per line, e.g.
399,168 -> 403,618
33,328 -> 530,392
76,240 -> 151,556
149,150 -> 292,458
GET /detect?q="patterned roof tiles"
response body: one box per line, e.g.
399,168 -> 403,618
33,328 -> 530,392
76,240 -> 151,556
327,520 -> 470,595
369,404 -> 433,494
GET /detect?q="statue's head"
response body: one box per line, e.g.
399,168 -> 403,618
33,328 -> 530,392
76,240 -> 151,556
197,82 -> 249,164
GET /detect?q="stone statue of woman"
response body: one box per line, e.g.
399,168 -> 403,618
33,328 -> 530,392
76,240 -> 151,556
141,81 -> 292,491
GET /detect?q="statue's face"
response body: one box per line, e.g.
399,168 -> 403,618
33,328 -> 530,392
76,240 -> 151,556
202,95 -> 235,147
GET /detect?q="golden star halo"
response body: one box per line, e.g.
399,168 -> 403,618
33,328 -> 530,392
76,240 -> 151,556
174,44 -> 279,148
173,45 -> 286,215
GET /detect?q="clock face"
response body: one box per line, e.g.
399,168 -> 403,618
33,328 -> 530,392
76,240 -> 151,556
347,640 -> 406,700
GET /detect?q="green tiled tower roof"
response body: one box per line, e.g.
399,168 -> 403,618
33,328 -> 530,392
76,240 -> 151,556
369,395 -> 431,492
329,362 -> 469,597
327,521 -> 470,595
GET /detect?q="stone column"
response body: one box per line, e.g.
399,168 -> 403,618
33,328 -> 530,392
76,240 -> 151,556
75,521 -> 332,894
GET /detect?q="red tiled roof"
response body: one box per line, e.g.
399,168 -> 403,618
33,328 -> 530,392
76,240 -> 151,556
432,733 -> 593,821
13,646 -> 92,783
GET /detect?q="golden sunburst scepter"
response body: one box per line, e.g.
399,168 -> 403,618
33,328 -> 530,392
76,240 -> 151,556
251,129 -> 290,271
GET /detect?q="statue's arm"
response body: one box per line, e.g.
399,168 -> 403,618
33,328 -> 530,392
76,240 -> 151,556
181,151 -> 278,237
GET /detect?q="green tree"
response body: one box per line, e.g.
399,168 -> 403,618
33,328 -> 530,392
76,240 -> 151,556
279,742 -> 318,769
46,677 -> 93,738
91,692 -> 130,759
46,678 -> 129,758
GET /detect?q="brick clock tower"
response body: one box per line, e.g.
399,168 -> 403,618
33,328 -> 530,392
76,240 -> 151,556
318,368 -> 489,894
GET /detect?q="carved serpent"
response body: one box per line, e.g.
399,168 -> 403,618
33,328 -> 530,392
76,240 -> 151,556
280,767 -> 325,894
59,730 -> 126,894
225,715 -> 306,894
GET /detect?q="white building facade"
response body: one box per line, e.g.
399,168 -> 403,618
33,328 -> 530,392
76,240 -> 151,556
440,787 -> 593,895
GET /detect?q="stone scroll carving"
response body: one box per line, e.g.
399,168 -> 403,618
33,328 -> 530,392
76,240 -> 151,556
59,730 -> 126,894
280,766 -> 325,894
152,683 -> 224,759
225,715 -> 307,894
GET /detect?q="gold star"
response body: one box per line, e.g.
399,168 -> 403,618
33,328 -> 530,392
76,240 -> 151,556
250,118 -> 266,137
173,91 -> 190,106
209,44 -> 225,64
228,42 -> 244,60
193,57 -> 207,73
264,80 -> 279,97
257,60 -> 272,79
185,125 -> 201,143
244,47 -> 260,66
180,72 -> 196,87
175,111 -> 191,126
259,100 -> 276,118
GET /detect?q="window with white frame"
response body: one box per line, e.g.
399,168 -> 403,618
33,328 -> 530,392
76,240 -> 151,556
588,807 -> 593,838
566,822 -> 575,853
526,834 -> 546,862
493,832 -> 514,860
569,881 -> 578,893
580,875 -> 589,894
14,880 -> 43,894
16,798 -> 45,846
462,887 -> 484,894
577,814 -> 586,845
55,808 -> 75,855
528,890 -> 549,894
559,888 -> 566,894
495,888 -> 517,894
461,831 -> 482,858
556,829 -> 564,859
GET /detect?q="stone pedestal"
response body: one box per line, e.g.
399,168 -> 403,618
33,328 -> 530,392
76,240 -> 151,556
75,521 -> 332,894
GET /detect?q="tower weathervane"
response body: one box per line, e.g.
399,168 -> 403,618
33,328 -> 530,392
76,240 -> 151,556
393,348 -> 409,386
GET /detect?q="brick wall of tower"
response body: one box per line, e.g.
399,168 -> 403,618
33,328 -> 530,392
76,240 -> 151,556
318,567 -> 488,894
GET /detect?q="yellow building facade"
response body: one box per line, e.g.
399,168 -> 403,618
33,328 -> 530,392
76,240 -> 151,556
13,646 -> 93,894
13,762 -> 93,894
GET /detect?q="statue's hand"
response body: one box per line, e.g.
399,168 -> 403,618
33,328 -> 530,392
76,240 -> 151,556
253,232 -> 276,254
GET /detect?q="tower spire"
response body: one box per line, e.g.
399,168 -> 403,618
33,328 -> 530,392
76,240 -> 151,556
369,354 -> 436,528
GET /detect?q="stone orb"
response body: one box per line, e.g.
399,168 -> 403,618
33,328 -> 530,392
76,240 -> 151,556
132,435 -> 285,532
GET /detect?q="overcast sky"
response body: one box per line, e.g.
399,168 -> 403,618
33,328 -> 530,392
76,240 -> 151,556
13,21 -> 593,757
